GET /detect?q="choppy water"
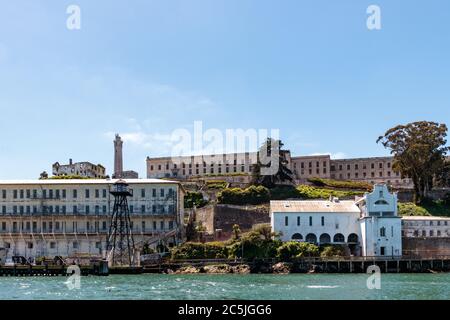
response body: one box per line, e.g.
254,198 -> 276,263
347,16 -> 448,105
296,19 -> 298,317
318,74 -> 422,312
1,274 -> 450,300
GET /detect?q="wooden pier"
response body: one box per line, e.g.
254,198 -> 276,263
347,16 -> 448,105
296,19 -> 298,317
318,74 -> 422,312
142,256 -> 450,274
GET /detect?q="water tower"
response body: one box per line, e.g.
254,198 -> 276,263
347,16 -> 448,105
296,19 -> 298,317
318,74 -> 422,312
106,180 -> 136,266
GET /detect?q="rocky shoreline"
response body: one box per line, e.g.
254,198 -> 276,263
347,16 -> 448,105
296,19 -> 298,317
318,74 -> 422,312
162,262 -> 297,275
152,258 -> 450,274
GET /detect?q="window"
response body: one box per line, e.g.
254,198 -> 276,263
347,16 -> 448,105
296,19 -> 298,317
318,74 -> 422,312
309,216 -> 313,226
73,206 -> 78,214
142,221 -> 146,231
27,242 -> 34,249
380,247 -> 385,256
141,189 -> 145,198
153,221 -> 157,230
73,189 -> 77,198
152,189 -> 156,197
285,216 -> 289,226
50,242 -> 56,249
13,190 -> 17,199
141,205 -> 145,213
2,190 -> 6,199
161,189 -> 165,197
62,189 -> 66,198
103,206 -> 107,214
95,189 -> 99,198
26,190 -> 31,198
160,221 -> 164,230
321,216 -> 325,226
297,216 -> 300,226
103,189 -> 107,198
85,206 -> 90,214
85,189 -> 90,198
430,230 -> 434,237
380,227 -> 386,237
73,242 -> 79,249
102,221 -> 107,230
169,221 -> 174,229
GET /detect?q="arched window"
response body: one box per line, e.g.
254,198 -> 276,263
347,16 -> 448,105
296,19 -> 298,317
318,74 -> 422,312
333,233 -> 345,243
347,233 -> 359,243
380,227 -> 386,237
319,233 -> 331,244
306,233 -> 317,244
292,233 -> 303,241
375,200 -> 389,205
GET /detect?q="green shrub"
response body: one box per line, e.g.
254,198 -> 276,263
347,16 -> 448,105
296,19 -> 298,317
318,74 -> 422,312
296,185 -> 363,200
276,242 -> 320,261
170,242 -> 229,260
184,191 -> 208,209
217,186 -> 270,205
205,180 -> 228,190
307,177 -> 372,191
270,186 -> 302,200
320,245 -> 347,258
398,201 -> 450,217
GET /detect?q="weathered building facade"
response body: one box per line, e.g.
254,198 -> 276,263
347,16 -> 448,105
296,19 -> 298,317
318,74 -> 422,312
147,152 -> 414,189
52,159 -> 106,178
0,179 -> 184,260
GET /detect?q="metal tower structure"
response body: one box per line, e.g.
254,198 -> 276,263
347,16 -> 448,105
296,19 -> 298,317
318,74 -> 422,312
106,180 -> 136,266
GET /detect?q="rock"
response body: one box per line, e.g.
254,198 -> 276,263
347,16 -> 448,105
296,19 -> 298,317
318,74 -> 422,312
175,266 -> 200,274
231,264 -> 251,274
203,264 -> 232,274
272,262 -> 292,274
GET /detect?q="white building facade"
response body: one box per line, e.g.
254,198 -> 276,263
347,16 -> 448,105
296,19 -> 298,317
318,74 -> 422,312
356,184 -> 402,257
271,184 -> 403,257
0,179 -> 184,260
271,199 -> 362,255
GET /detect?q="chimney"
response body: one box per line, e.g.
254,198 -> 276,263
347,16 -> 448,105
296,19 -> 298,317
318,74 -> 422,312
69,158 -> 73,165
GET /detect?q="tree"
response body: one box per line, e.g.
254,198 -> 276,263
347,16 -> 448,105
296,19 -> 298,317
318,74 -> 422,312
232,224 -> 241,240
377,121 -> 449,204
251,138 -> 294,188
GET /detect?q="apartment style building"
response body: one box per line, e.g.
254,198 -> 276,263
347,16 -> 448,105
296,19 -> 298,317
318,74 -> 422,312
146,152 -> 262,179
402,216 -> 450,238
0,179 -> 184,259
52,159 -> 106,178
147,151 -> 414,188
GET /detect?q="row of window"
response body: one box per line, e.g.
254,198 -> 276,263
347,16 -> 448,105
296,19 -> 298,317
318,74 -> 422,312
0,220 -> 175,233
0,204 -> 175,215
284,216 -> 326,227
332,162 -> 392,171
402,221 -> 449,226
408,229 -> 449,237
0,188 -> 175,200
150,159 -> 250,171
2,241 -> 103,250
334,171 -> 400,180
293,161 -> 328,169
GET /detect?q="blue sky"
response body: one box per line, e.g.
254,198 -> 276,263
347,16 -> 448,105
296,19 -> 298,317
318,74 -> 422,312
0,0 -> 449,179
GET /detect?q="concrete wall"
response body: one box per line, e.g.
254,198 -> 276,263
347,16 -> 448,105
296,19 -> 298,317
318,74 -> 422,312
403,237 -> 450,258
195,204 -> 270,240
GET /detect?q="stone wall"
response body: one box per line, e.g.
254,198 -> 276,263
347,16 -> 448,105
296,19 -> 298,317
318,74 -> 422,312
195,204 -> 270,241
402,237 -> 450,258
